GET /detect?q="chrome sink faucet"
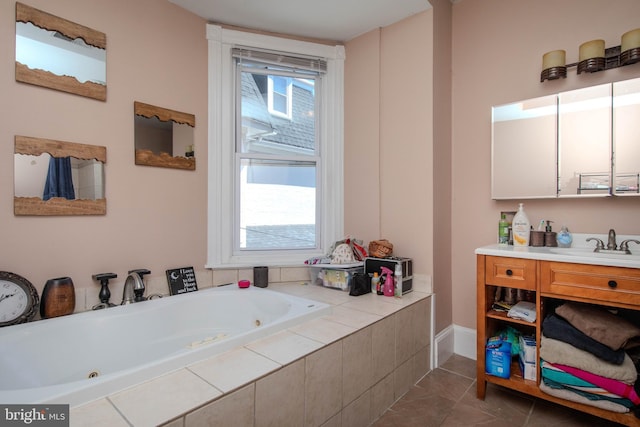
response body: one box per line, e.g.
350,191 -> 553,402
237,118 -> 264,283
586,229 -> 640,254
607,228 -> 617,250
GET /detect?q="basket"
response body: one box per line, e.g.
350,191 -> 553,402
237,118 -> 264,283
368,239 -> 393,258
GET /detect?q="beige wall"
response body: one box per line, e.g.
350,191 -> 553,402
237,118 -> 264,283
1,0 -> 208,302
452,0 -> 640,330
7,0 -> 637,342
344,10 -> 435,296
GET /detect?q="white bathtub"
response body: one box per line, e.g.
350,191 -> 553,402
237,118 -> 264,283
0,285 -> 330,407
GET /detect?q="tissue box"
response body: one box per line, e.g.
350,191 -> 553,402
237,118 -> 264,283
485,340 -> 511,379
518,353 -> 536,381
519,335 -> 536,364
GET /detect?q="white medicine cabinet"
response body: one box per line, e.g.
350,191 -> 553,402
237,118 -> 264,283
558,84 -> 612,197
491,77 -> 640,199
613,78 -> 640,196
491,95 -> 558,199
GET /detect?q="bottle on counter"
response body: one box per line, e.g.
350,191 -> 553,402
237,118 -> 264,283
498,213 -> 510,244
381,267 -> 394,297
394,263 -> 403,297
512,203 -> 530,247
371,272 -> 380,294
557,225 -> 573,248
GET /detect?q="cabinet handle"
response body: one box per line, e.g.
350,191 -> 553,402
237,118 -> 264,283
505,269 -> 513,276
608,280 -> 618,288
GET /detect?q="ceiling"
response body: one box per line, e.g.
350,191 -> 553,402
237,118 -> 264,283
169,0 -> 432,42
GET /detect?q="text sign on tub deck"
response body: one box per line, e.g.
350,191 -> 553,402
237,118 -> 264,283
166,266 -> 198,295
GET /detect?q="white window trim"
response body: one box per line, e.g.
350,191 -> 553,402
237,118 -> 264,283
267,75 -> 292,119
206,24 -> 345,268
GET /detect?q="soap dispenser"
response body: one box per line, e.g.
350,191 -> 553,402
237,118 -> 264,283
544,221 -> 557,247
557,226 -> 573,248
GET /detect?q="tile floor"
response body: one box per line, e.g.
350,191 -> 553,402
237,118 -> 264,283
373,354 -> 627,426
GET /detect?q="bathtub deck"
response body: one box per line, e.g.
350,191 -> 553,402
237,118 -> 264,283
70,279 -> 433,427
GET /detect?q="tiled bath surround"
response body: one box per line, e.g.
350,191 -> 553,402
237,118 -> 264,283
69,267 -> 433,426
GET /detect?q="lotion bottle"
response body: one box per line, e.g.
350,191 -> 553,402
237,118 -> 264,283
512,203 -> 530,246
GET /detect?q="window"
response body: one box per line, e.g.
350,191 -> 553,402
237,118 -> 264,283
268,75 -> 292,118
207,25 -> 345,267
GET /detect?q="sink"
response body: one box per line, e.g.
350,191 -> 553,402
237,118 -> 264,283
548,247 -> 640,260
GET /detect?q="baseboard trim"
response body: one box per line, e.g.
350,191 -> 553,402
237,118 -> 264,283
453,324 -> 476,361
434,324 -> 477,367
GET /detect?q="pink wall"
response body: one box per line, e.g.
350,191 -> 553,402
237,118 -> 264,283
1,0 -> 208,306
452,0 -> 640,329
345,11 -> 435,285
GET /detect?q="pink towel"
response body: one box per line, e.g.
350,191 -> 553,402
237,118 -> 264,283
551,362 -> 640,404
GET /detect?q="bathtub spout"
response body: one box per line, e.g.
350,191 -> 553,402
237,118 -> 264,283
121,272 -> 145,305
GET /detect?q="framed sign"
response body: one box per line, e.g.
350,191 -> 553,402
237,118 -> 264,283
166,267 -> 198,295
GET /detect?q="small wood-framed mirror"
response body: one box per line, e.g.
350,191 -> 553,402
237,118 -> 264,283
14,136 -> 107,216
134,102 -> 196,170
15,2 -> 107,101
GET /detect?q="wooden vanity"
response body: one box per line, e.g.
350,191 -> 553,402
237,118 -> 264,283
476,246 -> 640,426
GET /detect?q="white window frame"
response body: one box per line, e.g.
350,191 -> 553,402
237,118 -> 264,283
267,75 -> 293,119
206,24 -> 345,268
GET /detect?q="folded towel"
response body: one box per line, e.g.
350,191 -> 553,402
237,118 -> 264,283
556,302 -> 640,351
543,314 -> 625,365
540,380 -> 630,414
540,336 -> 637,384
541,362 -> 624,400
550,362 -> 640,405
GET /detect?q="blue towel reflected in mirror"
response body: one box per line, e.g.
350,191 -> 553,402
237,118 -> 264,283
43,156 -> 75,201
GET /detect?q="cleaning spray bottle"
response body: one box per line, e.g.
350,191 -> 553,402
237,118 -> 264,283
380,267 -> 394,297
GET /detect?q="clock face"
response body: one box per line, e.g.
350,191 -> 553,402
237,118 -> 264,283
0,272 -> 38,327
0,280 -> 29,323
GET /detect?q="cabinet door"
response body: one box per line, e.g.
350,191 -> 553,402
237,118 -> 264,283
491,95 -> 558,199
558,84 -> 612,197
613,78 -> 640,196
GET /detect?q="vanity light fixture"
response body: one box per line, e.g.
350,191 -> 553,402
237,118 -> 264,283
541,28 -> 640,82
621,28 -> 640,65
577,39 -> 605,74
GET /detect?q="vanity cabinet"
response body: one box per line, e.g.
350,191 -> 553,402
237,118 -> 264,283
477,254 -> 640,426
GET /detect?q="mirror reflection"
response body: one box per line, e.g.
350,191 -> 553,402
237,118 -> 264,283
134,102 -> 195,170
15,2 -> 107,101
558,84 -> 612,197
14,136 -> 106,216
491,95 -> 558,199
613,78 -> 640,195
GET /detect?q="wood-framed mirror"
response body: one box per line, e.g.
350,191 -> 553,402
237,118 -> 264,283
14,136 -> 107,216
15,2 -> 107,101
134,101 -> 196,170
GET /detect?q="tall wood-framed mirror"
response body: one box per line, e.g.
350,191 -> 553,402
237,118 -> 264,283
14,136 -> 107,216
15,2 -> 107,101
134,102 -> 196,170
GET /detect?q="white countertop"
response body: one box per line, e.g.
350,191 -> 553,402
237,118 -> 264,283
475,233 -> 640,269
